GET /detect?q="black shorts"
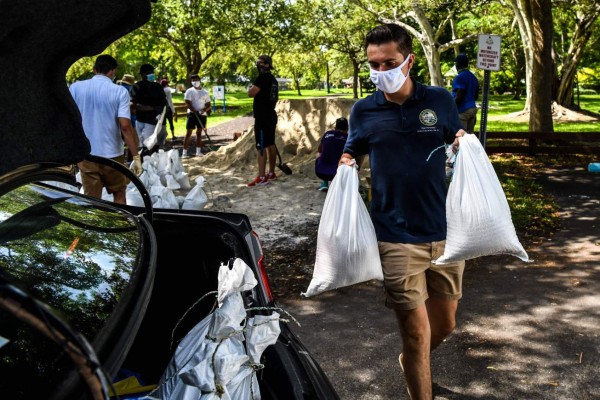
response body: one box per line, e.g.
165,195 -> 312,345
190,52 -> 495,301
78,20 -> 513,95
254,114 -> 277,150
186,112 -> 207,130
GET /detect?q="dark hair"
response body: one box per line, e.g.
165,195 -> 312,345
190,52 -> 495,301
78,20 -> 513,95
365,24 -> 413,57
93,54 -> 118,74
455,54 -> 469,69
189,74 -> 200,81
335,117 -> 348,131
139,63 -> 154,75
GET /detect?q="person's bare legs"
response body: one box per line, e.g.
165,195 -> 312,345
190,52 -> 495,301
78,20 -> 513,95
396,297 -> 458,399
113,189 -> 126,205
395,305 -> 432,400
267,145 -> 276,174
256,148 -> 267,177
183,128 -> 193,151
196,128 -> 203,148
426,296 -> 458,351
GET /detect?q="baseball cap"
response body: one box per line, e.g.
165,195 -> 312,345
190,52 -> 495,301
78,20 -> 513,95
257,55 -> 273,69
335,117 -> 348,131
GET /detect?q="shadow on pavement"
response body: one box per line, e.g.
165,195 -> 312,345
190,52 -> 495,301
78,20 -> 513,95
279,165 -> 599,399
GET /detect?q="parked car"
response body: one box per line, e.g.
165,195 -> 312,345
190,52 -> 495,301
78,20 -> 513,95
0,0 -> 339,398
0,158 -> 340,399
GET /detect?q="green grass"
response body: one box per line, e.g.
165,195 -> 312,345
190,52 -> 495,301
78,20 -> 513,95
170,89 -> 598,241
173,90 -> 600,134
489,155 -> 561,241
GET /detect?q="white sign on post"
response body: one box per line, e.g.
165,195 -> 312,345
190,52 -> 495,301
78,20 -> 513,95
477,34 -> 502,71
212,85 -> 225,100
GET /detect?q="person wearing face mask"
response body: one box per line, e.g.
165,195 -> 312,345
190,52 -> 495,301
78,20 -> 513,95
339,24 -> 467,399
182,73 -> 211,158
130,63 -> 168,155
246,54 -> 279,186
69,54 -> 142,204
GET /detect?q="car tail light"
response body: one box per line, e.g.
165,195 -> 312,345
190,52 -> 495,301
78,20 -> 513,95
252,230 -> 273,303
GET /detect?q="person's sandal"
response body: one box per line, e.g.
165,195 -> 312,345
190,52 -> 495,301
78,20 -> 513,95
399,353 -> 412,399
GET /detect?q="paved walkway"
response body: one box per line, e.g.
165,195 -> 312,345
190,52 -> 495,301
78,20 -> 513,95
279,164 -> 600,399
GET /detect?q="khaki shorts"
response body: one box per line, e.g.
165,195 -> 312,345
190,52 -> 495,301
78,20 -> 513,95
378,241 -> 465,310
77,155 -> 129,199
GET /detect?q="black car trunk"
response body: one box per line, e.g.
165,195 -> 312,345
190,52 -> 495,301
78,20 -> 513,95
118,210 -> 257,385
116,209 -> 335,400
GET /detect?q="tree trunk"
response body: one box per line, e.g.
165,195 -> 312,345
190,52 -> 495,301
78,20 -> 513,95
352,60 -> 360,99
326,62 -> 331,94
555,5 -> 600,107
526,0 -> 554,133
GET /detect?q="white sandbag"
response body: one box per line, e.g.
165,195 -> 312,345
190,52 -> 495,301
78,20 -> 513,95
143,106 -> 167,149
217,258 -> 258,306
158,187 -> 179,209
433,134 -> 529,264
169,149 -> 184,174
175,171 -> 192,190
207,292 -> 246,341
157,149 -> 170,174
164,174 -> 181,190
245,313 -> 281,364
150,180 -> 166,203
302,164 -> 383,297
125,187 -> 145,207
182,176 -> 208,210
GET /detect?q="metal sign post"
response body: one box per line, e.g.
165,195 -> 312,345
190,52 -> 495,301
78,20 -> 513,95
212,85 -> 226,113
476,34 -> 502,148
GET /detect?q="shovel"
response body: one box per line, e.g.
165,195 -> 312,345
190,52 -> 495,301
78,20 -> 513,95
193,112 -> 216,151
274,144 -> 292,175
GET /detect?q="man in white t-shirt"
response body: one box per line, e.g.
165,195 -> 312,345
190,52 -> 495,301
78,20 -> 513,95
182,74 -> 211,158
69,54 -> 142,204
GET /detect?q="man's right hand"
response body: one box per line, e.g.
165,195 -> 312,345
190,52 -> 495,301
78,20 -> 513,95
339,153 -> 356,167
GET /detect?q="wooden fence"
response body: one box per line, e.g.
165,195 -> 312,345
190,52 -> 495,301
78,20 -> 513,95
480,132 -> 600,156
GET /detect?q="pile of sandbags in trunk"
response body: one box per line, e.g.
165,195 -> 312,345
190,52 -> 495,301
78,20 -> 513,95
156,258 -> 281,400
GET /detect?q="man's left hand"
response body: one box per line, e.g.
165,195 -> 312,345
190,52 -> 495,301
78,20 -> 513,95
452,129 -> 467,153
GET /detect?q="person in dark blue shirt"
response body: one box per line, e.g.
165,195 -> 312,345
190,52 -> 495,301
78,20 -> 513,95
340,23 -> 466,399
452,54 -> 479,134
315,117 -> 349,191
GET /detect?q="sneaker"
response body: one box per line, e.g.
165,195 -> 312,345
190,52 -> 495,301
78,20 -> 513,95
196,148 -> 204,157
247,176 -> 269,187
181,152 -> 190,159
317,181 -> 329,191
267,172 -> 277,180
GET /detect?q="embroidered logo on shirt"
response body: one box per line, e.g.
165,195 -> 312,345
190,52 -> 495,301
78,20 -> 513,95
419,109 -> 438,126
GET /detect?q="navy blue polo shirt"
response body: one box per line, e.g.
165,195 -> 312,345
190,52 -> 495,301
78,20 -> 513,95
344,80 -> 462,243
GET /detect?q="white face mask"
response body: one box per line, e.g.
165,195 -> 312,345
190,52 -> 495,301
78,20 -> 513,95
192,81 -> 201,88
369,55 -> 411,94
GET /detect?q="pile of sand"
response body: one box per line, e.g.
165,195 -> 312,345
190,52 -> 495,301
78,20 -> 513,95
182,97 -> 371,244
